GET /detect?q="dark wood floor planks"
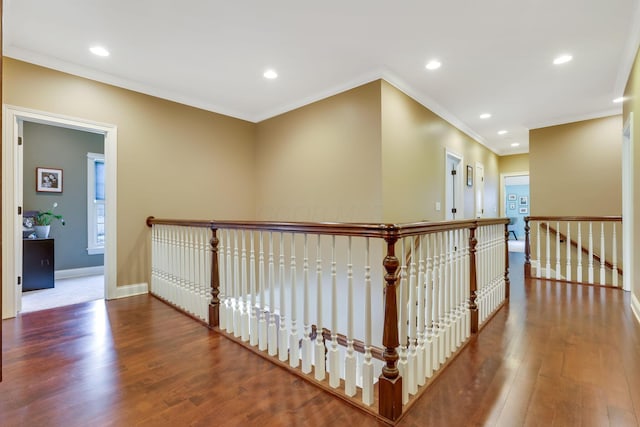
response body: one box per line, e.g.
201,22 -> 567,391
1,253 -> 639,426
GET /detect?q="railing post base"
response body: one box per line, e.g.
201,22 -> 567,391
379,375 -> 403,421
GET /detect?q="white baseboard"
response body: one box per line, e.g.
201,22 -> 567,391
112,282 -> 149,299
632,293 -> 640,326
55,266 -> 104,280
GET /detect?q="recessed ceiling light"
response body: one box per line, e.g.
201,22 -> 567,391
553,54 -> 573,65
511,142 -> 520,147
425,60 -> 441,70
263,69 -> 278,79
480,113 -> 491,119
613,97 -> 624,103
90,46 -> 110,57
498,130 -> 508,135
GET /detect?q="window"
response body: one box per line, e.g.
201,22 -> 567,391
87,152 -> 105,254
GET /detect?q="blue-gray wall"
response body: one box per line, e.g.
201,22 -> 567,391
505,184 -> 529,239
24,122 -> 104,270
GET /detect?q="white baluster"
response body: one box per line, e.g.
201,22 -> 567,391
301,234 -> 312,373
258,231 -> 268,351
233,230 -> 241,337
408,236 -> 418,396
289,234 -> 299,368
314,235 -> 326,381
329,236 -> 340,389
535,222 -> 541,278
398,238 -> 409,404
438,232 -> 446,365
268,232 -> 277,356
424,234 -> 433,378
555,222 -> 561,280
216,230 -> 229,331
416,235 -> 426,386
588,222 -> 594,284
241,230 -> 250,342
566,222 -> 572,282
577,223 -> 583,283
545,223 -> 551,279
612,223 -> 619,287
226,229 -> 234,333
600,223 -> 606,285
278,233 -> 288,362
345,236 -> 356,397
250,231 -> 258,346
362,238 -> 374,406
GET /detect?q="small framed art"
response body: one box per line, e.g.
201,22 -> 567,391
36,167 -> 63,193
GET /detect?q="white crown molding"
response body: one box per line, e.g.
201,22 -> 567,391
614,0 -> 640,95
526,108 -> 622,131
4,46 -> 251,122
7,47 -> 497,154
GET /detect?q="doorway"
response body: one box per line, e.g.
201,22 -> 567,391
445,151 -> 464,220
475,162 -> 485,218
20,122 -> 105,312
2,106 -> 118,319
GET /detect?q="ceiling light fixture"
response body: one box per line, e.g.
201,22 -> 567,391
90,46 -> 110,57
480,113 -> 491,119
553,54 -> 573,65
425,60 -> 441,70
263,69 -> 278,79
613,97 -> 624,103
498,130 -> 508,135
511,142 -> 520,147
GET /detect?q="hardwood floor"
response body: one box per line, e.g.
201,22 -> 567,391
1,253 -> 639,426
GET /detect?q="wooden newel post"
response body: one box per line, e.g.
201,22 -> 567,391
209,227 -> 220,328
504,223 -> 510,300
469,224 -> 479,334
379,231 -> 402,421
524,217 -> 531,279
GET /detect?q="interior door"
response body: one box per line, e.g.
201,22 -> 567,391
445,152 -> 463,220
475,162 -> 485,218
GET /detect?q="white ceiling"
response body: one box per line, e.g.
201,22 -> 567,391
4,0 -> 640,155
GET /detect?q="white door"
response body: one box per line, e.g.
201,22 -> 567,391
445,152 -> 463,220
16,120 -> 24,312
475,162 -> 485,218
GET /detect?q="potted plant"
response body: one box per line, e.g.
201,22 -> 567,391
33,202 -> 66,238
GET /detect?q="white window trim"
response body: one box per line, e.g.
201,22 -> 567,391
87,152 -> 105,255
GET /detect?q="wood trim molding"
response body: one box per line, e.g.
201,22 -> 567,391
631,293 -> 640,326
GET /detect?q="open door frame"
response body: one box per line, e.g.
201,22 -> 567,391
2,106 -> 118,319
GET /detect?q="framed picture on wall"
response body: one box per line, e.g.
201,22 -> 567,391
519,207 -> 528,214
519,196 -> 528,205
509,202 -> 516,210
508,194 -> 516,201
467,165 -> 473,187
36,167 -> 63,193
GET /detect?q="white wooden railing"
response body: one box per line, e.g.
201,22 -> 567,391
524,216 -> 623,287
147,217 -> 509,422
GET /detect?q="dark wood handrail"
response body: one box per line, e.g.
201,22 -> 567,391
146,216 -> 509,239
525,216 -> 622,222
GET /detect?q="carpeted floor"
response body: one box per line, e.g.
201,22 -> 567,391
21,275 -> 104,313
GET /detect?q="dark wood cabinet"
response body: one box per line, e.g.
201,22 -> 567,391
23,238 -> 55,291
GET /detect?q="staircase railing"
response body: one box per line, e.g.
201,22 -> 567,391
146,217 -> 509,423
524,216 -> 623,287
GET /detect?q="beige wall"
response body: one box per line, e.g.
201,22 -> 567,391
529,115 -> 622,216
623,47 -> 640,304
255,81 -> 383,222
499,153 -> 529,175
381,81 -> 499,222
3,58 -> 257,287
